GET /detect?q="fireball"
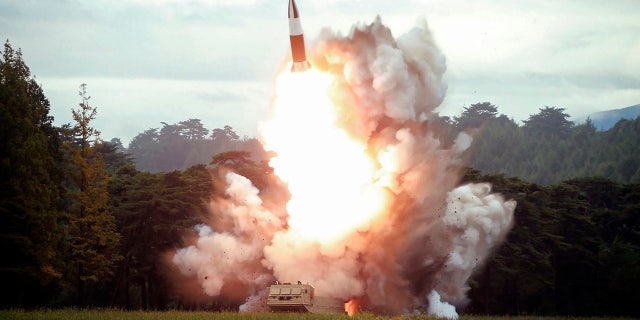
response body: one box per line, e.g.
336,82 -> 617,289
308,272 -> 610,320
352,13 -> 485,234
259,68 -> 390,244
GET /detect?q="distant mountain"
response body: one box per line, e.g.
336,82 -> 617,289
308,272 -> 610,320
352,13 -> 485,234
575,104 -> 640,131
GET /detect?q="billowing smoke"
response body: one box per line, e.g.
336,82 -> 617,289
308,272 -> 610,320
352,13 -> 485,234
171,17 -> 515,318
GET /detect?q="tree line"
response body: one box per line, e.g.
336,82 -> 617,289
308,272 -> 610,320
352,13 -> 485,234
124,120 -> 267,173
126,102 -> 640,186
2,41 -> 639,316
450,102 -> 640,185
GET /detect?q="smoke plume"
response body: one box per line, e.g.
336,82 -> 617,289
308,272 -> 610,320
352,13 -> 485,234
171,17 -> 515,318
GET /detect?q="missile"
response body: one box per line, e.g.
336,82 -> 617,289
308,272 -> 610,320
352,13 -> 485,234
288,0 -> 311,72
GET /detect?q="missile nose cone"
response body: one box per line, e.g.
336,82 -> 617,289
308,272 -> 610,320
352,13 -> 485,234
288,0 -> 299,19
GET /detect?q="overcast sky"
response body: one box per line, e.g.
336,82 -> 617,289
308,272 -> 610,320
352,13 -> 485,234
2,0 -> 639,144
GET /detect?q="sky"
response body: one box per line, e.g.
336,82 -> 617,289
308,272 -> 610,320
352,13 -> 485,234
1,0 -> 639,145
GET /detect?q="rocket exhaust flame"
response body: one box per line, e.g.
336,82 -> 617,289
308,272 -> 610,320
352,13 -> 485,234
260,69 -> 390,243
171,16 -> 515,319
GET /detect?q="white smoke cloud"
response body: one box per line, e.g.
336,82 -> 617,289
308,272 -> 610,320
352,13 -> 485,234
171,16 -> 515,316
172,173 -> 285,298
433,183 -> 515,305
428,290 -> 458,319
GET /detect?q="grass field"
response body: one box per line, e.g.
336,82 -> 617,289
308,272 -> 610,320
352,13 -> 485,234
0,310 -> 624,320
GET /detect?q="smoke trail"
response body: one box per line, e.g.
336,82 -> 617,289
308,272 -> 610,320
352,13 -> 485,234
171,17 -> 515,318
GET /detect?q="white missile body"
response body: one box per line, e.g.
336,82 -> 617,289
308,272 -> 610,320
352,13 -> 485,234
288,0 -> 311,72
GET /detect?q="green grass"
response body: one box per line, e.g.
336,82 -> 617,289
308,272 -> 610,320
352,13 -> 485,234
0,310 -> 348,320
0,310 -> 626,320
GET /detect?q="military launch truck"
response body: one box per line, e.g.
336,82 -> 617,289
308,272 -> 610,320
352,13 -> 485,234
266,281 -> 346,314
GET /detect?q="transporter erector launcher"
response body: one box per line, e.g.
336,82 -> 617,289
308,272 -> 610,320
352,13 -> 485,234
288,0 -> 311,72
267,281 -> 346,314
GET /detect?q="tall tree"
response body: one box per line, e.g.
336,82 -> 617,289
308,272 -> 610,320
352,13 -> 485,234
179,118 -> 209,140
0,40 -> 64,306
522,106 -> 574,138
453,102 -> 499,130
61,83 -> 121,306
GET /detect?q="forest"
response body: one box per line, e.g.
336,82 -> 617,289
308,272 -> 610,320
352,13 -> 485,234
453,102 -> 640,185
1,41 -> 639,316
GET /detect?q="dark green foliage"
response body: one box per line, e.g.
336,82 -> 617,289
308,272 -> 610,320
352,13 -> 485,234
463,171 -> 563,314
0,40 -> 64,307
556,177 -> 640,315
108,164 -> 214,309
456,104 -> 640,185
464,171 -> 640,316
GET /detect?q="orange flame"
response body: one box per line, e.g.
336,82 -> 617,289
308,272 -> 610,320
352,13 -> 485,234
345,299 -> 360,316
260,68 -> 391,244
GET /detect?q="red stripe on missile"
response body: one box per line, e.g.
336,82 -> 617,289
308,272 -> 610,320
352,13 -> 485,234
288,0 -> 311,72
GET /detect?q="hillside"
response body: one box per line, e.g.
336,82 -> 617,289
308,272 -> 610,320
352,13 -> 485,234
575,104 -> 640,130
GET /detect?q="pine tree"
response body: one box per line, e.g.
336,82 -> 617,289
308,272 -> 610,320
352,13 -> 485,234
61,83 -> 121,306
0,40 -> 64,306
